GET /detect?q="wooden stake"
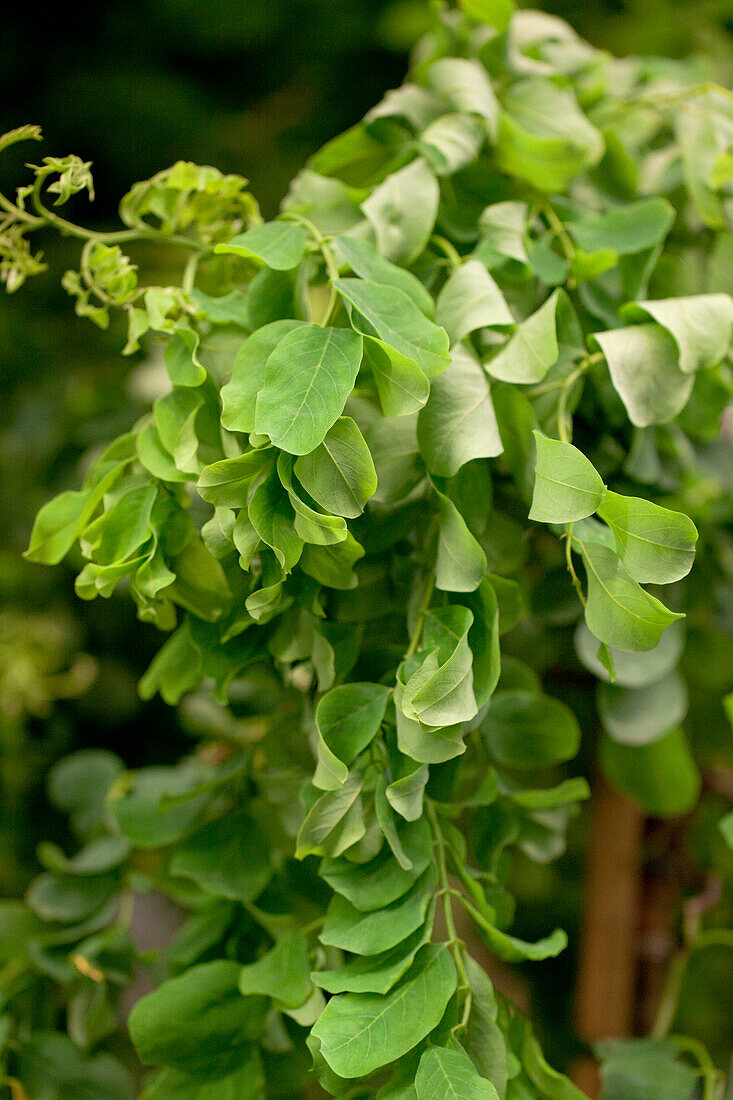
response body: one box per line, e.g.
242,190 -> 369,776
572,776 -> 645,1096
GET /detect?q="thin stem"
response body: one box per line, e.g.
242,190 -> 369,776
29,174 -> 204,251
594,80 -> 733,124
564,526 -> 586,607
117,890 -> 135,931
300,915 -> 326,936
652,926 -> 733,1040
182,252 -> 201,295
556,351 -> 603,449
0,191 -> 43,226
430,234 -> 462,269
280,211 -> 340,325
557,364 -> 584,444
669,1035 -> 724,1100
541,200 -> 576,285
405,568 -> 436,659
427,801 -> 472,1031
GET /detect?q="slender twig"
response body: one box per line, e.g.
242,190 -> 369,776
405,568 -> 436,659
430,234 -> 462,270
280,211 -> 340,325
427,801 -> 473,1031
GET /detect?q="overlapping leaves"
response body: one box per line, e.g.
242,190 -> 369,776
6,2 -> 732,1097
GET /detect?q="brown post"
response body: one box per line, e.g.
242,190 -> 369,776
572,776 -> 645,1097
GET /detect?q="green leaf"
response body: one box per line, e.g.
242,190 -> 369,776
601,728 -> 701,817
456,0 -> 514,31
477,922 -> 568,964
214,220 -> 309,269
307,117 -> 402,185
676,87 -> 733,228
17,1033 -> 134,1100
484,292 -> 561,384
566,198 -> 675,255
361,157 -> 440,264
366,83 -> 444,132
335,277 -> 450,377
197,449 -> 273,508
336,235 -> 434,316
520,1018 -> 587,1100
316,682 -> 392,769
313,916 -> 434,996
596,1039 -> 701,1100
190,289 -> 250,327
321,818 -> 432,911
574,621 -> 684,687
598,672 -> 688,746
294,416 -> 377,518
415,1046 -> 499,1099
246,266 -> 298,329
365,336 -> 431,417
296,773 -> 363,859
153,386 -> 209,474
578,539 -> 684,652
621,294 -> 733,374
92,482 -> 157,566
109,764 -> 210,848
300,533 -> 365,589
386,763 -> 429,822
320,866 -> 437,955
311,944 -> 457,1078
495,78 -> 604,192
529,431 -> 605,523
278,453 -> 348,546
427,58 -> 499,139
38,834 -> 129,876
375,774 -> 414,869
238,932 -> 311,1009
169,811 -> 272,902
313,728 -> 350,791
482,691 -> 580,769
476,201 -> 529,266
506,778 -> 590,811
25,469 -> 120,564
167,535 -> 232,622
142,1050 -> 264,1100
221,320 -> 305,433
436,261 -> 513,346
597,491 -> 698,584
48,749 -> 123,839
419,113 -> 486,177
458,576 -> 501,708
435,487 -> 488,593
403,606 -> 478,726
395,685 -> 467,763
719,811 -> 733,850
128,960 -> 267,1073
255,324 -> 363,455
26,871 -> 118,924
418,346 -> 502,477
593,324 -> 694,427
247,468 -> 303,572
465,957 -> 508,1096
165,327 -> 207,387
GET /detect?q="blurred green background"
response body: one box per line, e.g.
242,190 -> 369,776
1,0 -> 732,1075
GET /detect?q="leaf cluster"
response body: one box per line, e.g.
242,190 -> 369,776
2,1 -> 733,1096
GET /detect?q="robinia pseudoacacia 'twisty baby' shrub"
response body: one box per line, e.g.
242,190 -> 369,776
2,1 -> 733,1096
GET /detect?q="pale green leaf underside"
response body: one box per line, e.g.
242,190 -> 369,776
529,430 -> 605,523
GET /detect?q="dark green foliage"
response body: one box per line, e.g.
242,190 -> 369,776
1,1 -> 733,1096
